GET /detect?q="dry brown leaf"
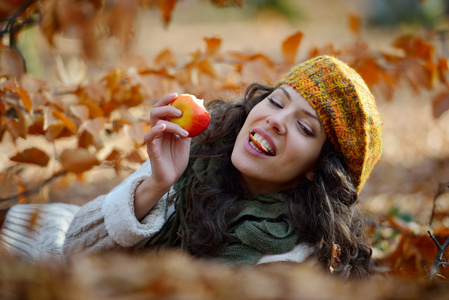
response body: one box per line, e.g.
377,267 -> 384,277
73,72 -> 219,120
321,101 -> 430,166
105,148 -> 122,173
103,0 -> 138,52
0,45 -> 26,79
79,100 -> 104,119
431,91 -> 449,118
329,242 -> 341,274
27,115 -> 45,135
157,0 -> 177,27
70,104 -> 89,123
124,121 -> 150,146
393,36 -> 434,61
4,113 -> 24,141
197,59 -> 215,77
154,49 -> 176,67
10,147 -> 50,167
348,14 -> 360,36
0,0 -> 28,19
354,57 -> 381,86
59,148 -> 99,174
281,31 -> 303,65
125,149 -> 146,164
44,122 -> 65,141
83,117 -> 105,137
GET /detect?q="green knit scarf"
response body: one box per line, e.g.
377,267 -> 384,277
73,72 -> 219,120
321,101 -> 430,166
146,143 -> 300,265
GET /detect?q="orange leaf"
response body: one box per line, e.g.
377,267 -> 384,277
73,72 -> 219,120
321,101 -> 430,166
204,37 -> 221,55
329,242 -> 341,273
157,0 -> 177,27
355,58 -> 380,86
53,110 -> 78,134
17,86 -> 32,112
348,14 -> 360,36
154,49 -> 176,67
10,147 -> 50,167
432,91 -> 449,119
281,32 -> 303,65
59,148 -> 99,173
393,36 -> 434,60
45,122 -> 65,141
79,100 -> 104,119
198,59 -> 215,77
434,226 -> 449,237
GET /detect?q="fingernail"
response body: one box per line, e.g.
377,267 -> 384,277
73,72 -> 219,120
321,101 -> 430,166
182,129 -> 189,136
176,109 -> 183,116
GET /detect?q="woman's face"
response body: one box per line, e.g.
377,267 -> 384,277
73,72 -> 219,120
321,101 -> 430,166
231,84 -> 327,194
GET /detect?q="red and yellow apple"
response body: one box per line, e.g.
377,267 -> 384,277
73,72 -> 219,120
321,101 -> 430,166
166,94 -> 211,137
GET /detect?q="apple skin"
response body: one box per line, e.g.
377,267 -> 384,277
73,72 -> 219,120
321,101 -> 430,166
166,94 -> 211,137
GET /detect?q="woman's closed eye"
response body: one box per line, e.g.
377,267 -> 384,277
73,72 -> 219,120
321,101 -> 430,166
298,122 -> 314,137
268,97 -> 283,109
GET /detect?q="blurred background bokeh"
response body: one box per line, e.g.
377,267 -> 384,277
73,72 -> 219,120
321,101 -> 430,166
2,0 -> 449,265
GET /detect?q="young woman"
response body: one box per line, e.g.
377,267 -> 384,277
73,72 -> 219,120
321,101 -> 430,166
0,55 -> 382,280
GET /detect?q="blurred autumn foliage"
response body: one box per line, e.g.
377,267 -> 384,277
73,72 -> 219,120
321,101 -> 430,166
2,0 -> 449,299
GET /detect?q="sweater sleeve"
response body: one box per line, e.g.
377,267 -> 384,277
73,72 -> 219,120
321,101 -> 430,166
0,203 -> 80,262
63,159 -> 175,256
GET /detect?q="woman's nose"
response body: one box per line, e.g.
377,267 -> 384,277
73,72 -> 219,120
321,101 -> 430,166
266,113 -> 286,135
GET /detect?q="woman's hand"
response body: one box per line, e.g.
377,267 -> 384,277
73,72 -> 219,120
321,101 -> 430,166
134,93 -> 191,220
145,93 -> 192,189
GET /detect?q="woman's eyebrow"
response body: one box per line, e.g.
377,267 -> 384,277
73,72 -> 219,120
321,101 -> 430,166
278,85 -> 323,131
302,109 -> 323,131
278,86 -> 291,99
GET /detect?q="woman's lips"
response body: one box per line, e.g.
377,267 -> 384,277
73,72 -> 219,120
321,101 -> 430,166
248,132 -> 275,156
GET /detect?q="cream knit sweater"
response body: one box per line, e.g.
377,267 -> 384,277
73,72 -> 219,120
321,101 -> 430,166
0,160 -> 313,264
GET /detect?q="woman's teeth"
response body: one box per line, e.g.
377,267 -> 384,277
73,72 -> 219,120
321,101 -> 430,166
249,133 -> 275,156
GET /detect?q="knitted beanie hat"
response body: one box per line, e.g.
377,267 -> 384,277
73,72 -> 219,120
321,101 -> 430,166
277,55 -> 382,193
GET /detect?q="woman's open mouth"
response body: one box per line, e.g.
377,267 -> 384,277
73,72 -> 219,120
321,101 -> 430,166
249,132 -> 275,156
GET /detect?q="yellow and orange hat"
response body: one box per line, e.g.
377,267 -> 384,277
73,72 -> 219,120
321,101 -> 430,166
278,55 -> 383,193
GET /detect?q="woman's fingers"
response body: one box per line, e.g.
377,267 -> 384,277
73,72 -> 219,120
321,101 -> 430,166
149,105 -> 182,126
154,93 -> 178,107
145,120 -> 189,145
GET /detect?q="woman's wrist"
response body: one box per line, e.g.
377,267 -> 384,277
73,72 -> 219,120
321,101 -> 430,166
134,176 -> 170,221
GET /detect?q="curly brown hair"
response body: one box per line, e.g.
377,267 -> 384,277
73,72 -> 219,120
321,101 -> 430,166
148,83 -> 373,280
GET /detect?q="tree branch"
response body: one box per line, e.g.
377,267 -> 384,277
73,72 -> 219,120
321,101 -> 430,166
0,0 -> 37,47
427,230 -> 449,281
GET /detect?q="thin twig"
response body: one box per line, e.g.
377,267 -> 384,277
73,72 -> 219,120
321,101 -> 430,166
429,182 -> 449,226
427,230 -> 449,281
0,96 -> 28,112
0,170 -> 67,203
